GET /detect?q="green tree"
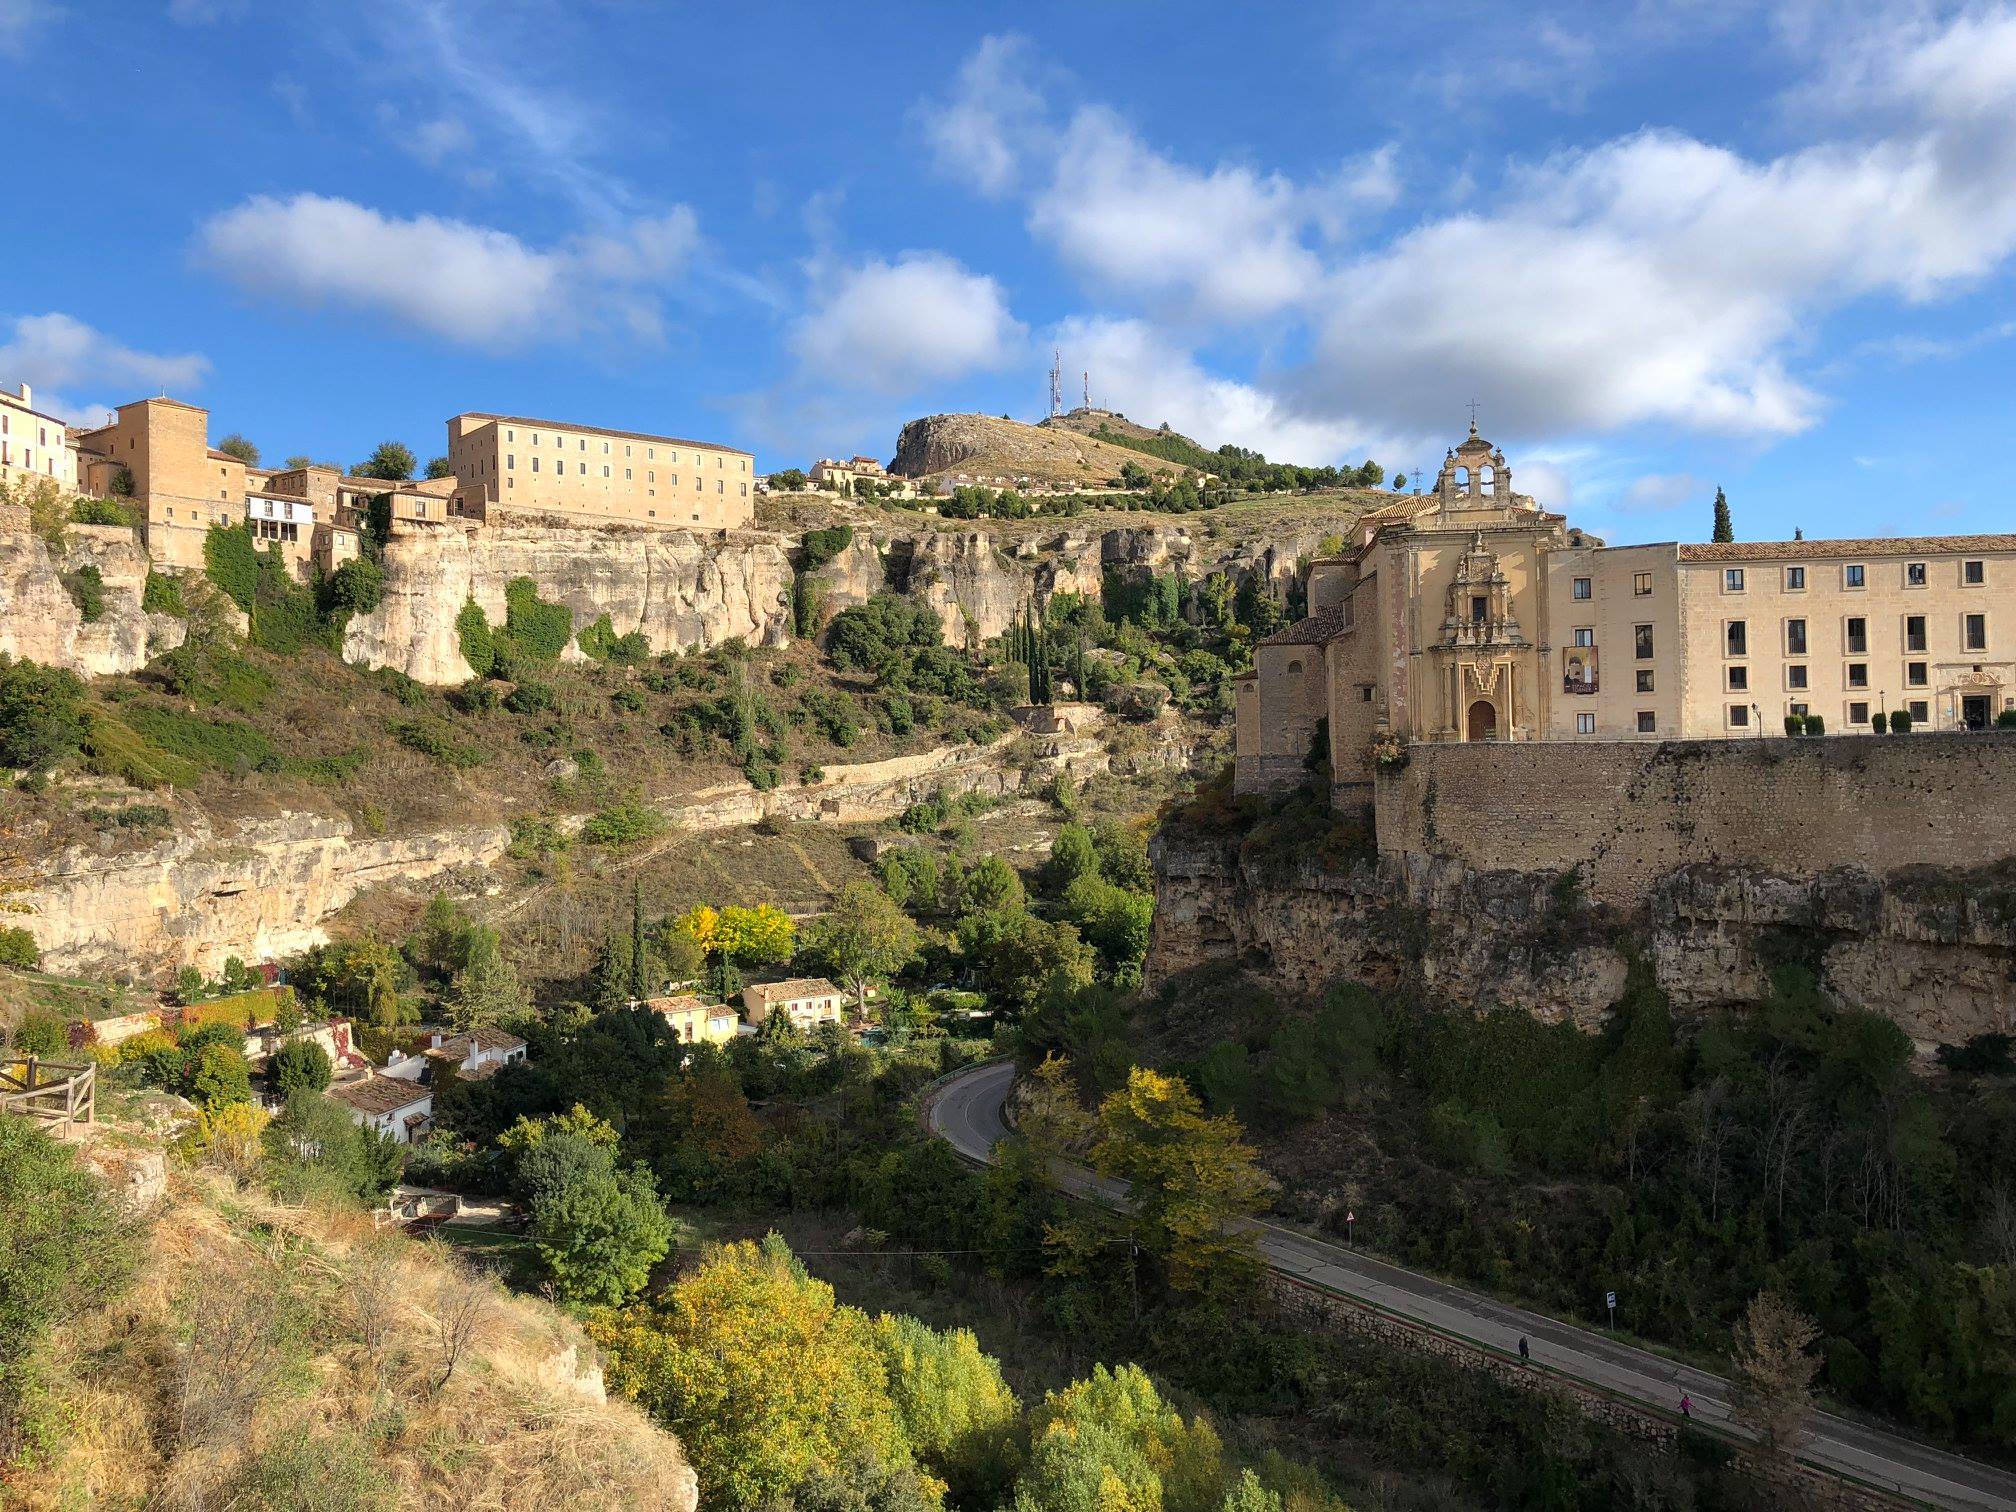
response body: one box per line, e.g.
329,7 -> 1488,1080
322,556 -> 385,616
0,926 -> 42,970
518,1133 -> 675,1306
424,455 -> 455,480
267,1037 -> 333,1098
1730,1289 -> 1821,1458
448,932 -> 527,1029
263,1089 -> 404,1203
1014,1364 -> 1230,1512
872,1313 -> 1021,1504
216,432 -> 260,466
805,881 -> 921,1014
956,908 -> 1095,1013
356,440 -> 417,481
1093,1068 -> 1275,1295
0,656 -> 87,772
1045,823 -> 1101,892
188,1041 -> 253,1107
1712,485 -> 1734,543
590,1236 -> 919,1509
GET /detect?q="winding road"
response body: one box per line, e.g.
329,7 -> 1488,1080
928,1058 -> 2016,1512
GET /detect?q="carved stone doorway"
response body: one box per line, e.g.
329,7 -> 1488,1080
1466,700 -> 1498,741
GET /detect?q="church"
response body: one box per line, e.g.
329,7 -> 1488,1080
1234,423 -> 2016,800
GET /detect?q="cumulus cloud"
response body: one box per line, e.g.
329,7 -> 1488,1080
1619,471 -> 1707,514
194,193 -> 699,348
916,33 -> 1049,196
0,312 -> 208,423
793,253 -> 1025,394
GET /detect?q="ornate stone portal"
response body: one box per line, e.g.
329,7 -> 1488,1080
1433,530 -> 1536,741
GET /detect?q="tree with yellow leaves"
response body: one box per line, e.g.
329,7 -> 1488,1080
1092,1068 -> 1276,1296
1012,1363 -> 1234,1512
677,902 -> 795,998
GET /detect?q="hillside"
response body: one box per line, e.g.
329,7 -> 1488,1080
1038,406 -> 1200,449
890,412 -> 1195,487
6,1127 -> 696,1510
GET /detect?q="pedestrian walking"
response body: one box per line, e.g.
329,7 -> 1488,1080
1517,1335 -> 1530,1364
1680,1392 -> 1692,1421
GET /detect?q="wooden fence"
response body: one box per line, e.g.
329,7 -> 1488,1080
0,1056 -> 97,1135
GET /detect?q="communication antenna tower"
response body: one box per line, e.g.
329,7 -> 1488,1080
1083,371 -> 1090,409
1048,351 -> 1063,418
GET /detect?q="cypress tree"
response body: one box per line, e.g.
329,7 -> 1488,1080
629,882 -> 648,1003
1712,486 -> 1734,543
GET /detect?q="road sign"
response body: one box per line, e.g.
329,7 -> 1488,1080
1605,1290 -> 1616,1308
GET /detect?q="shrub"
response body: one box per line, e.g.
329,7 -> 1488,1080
188,1042 -> 254,1107
456,598 -> 496,676
142,571 -> 186,616
203,522 -> 262,611
1890,709 -> 1913,733
392,719 -> 485,767
611,685 -> 646,713
1999,709 -> 2016,729
577,613 -> 620,660
1784,714 -> 1804,737
121,704 -> 276,772
321,556 -> 384,616
1871,712 -> 1886,734
268,1037 -> 333,1098
60,563 -> 106,622
801,523 -> 854,570
581,802 -> 668,847
9,1008 -> 66,1055
500,577 -> 573,661
78,710 -> 201,788
68,495 -> 138,529
0,657 -> 87,772
503,677 -> 556,715
1804,713 -> 1826,735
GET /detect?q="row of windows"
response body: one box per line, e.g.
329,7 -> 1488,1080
1575,712 -> 1661,734
1722,559 -> 1989,593
1724,614 -> 1988,657
0,415 -> 53,446
503,454 -> 748,495
1728,700 -> 1937,728
1725,662 -> 1949,692
498,427 -> 749,470
1571,572 -> 1655,599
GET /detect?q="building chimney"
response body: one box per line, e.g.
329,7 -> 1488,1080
17,383 -> 29,409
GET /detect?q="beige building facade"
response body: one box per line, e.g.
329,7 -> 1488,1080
446,411 -> 754,530
73,397 -> 246,570
0,383 -> 78,491
740,977 -> 847,1031
1237,424 -> 2016,798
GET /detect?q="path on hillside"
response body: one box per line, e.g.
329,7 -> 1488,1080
927,1059 -> 2016,1512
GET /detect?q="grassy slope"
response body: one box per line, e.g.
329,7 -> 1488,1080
16,1166 -> 694,1511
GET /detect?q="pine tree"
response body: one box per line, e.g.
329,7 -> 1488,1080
629,882 -> 649,1003
1712,486 -> 1734,543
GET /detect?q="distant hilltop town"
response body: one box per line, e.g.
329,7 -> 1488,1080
0,381 -> 757,582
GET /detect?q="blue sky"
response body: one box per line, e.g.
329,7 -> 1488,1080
6,0 -> 2016,545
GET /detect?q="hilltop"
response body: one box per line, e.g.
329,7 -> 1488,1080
890,412 -> 1195,487
1038,405 -> 1200,449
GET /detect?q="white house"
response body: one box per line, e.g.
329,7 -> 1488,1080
326,1074 -> 433,1144
741,977 -> 848,1032
424,1026 -> 528,1081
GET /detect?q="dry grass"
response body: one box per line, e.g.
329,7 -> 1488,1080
16,1172 -> 695,1511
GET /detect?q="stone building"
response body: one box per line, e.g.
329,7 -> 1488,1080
73,397 -> 246,570
445,411 -> 755,530
1236,423 -> 2016,799
0,382 -> 78,491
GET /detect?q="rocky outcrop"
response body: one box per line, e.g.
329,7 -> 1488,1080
891,412 -> 1168,485
1149,826 -> 2016,1048
14,809 -> 509,980
0,518 -> 185,677
344,520 -> 794,683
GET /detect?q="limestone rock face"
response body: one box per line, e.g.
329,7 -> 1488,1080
1148,828 -> 2016,1047
15,809 -> 508,980
0,521 -> 184,677
344,521 -> 795,683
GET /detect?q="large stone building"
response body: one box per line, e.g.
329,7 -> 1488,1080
1236,423 -> 2016,798
0,382 -> 78,491
445,411 -> 754,530
73,397 -> 246,569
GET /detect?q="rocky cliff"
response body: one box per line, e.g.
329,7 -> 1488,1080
343,520 -> 796,683
1149,827 -> 2016,1049
0,518 -> 185,676
890,412 -> 1187,485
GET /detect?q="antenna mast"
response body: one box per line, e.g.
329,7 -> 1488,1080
1048,351 -> 1063,418
1083,371 -> 1090,409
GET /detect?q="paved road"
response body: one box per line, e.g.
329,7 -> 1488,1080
928,1058 -> 2016,1512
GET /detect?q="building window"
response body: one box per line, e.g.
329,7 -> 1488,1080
671,475 -> 680,487
648,472 -> 655,483
1964,559 -> 1985,585
1573,627 -> 1595,647
1789,702 -> 1809,719
624,469 -> 632,480
1724,568 -> 1745,592
1966,613 -> 1988,651
1728,666 -> 1749,691
1634,624 -> 1654,659
1845,563 -> 1865,588
1849,701 -> 1869,725
506,429 -> 515,441
531,457 -> 540,472
1576,713 -> 1596,735
1572,577 -> 1592,600
1847,663 -> 1868,688
1725,621 -> 1746,656
1905,614 -> 1926,652
1909,700 -> 1930,722
1636,669 -> 1654,693
1906,561 -> 1927,587
1846,616 -> 1867,654
1636,711 -> 1656,733
1728,704 -> 1750,728
1633,572 -> 1652,596
1786,618 -> 1807,655
1787,665 -> 1808,690
1908,661 -> 1927,687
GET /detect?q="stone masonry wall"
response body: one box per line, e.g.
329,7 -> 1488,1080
1376,734 -> 2016,910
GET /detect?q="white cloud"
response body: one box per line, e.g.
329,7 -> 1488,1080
793,253 -> 1025,394
1051,315 -> 1376,464
409,114 -> 473,165
0,313 -> 208,423
0,0 -> 58,56
195,193 -> 698,349
1619,471 -> 1707,513
915,33 -> 1048,197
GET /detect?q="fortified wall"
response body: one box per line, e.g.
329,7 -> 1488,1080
1151,733 -> 2016,1046
1374,734 -> 2016,910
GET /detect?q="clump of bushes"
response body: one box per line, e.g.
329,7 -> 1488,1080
141,571 -> 186,616
60,564 -> 106,622
580,802 -> 668,847
392,719 -> 485,768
